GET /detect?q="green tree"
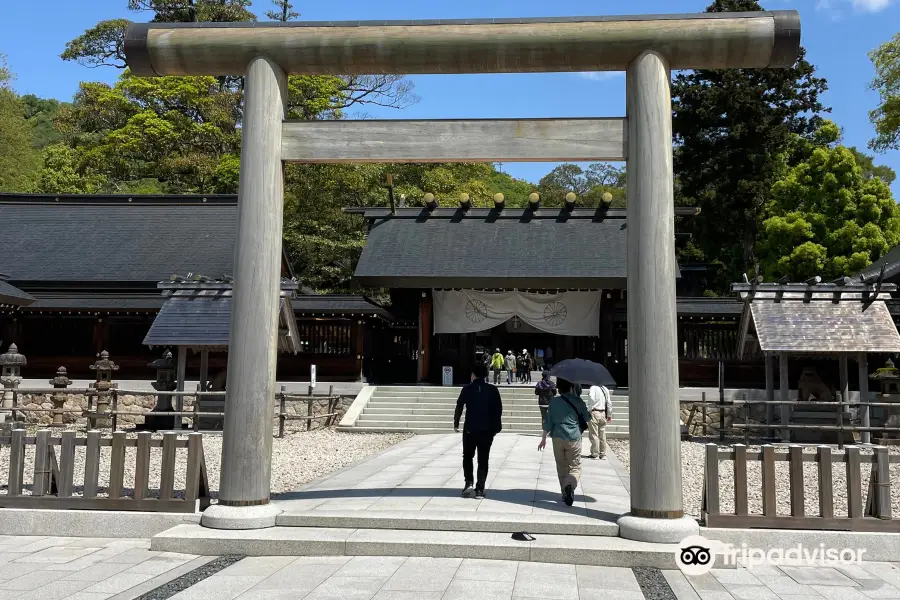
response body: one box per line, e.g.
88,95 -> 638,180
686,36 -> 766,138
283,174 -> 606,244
0,56 -> 40,191
672,0 -> 829,292
537,162 -> 626,207
34,144 -> 106,193
868,32 -> 900,153
21,95 -> 67,148
757,126 -> 900,281
848,146 -> 896,185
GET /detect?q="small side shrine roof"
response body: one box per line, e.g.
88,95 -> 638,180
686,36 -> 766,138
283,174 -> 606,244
0,279 -> 35,307
732,277 -> 900,358
143,276 -> 302,353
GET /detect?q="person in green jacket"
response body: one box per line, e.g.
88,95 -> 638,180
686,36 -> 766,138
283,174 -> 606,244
538,377 -> 591,506
490,349 -> 505,385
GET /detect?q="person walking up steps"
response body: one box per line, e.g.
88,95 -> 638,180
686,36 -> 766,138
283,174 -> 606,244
490,348 -> 504,384
534,370 -> 556,422
505,350 -> 516,385
538,377 -> 590,506
587,384 -> 613,459
454,363 -> 503,499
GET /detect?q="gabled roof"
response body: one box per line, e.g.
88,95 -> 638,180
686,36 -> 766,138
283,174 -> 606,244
143,280 -> 301,352
0,280 -> 34,307
351,207 -> 685,289
733,281 -> 900,357
0,193 -> 238,285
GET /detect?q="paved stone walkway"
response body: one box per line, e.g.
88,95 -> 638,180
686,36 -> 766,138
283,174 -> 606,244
273,433 -> 631,521
0,535 -> 208,600
1,535 -> 899,599
665,563 -> 900,599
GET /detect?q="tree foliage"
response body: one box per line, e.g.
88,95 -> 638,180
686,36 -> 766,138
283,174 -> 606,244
757,122 -> 900,281
672,0 -> 829,292
868,32 -> 900,153
537,163 -> 626,208
0,56 -> 40,192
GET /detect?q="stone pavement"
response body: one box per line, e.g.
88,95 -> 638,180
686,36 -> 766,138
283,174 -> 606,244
0,535 -> 209,600
2,536 -> 900,599
664,563 -> 900,599
273,433 -> 631,528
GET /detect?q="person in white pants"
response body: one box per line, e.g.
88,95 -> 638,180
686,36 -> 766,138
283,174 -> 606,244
587,385 -> 613,459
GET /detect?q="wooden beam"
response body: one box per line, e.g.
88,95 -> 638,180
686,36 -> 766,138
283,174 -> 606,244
125,12 -> 800,77
282,118 -> 627,163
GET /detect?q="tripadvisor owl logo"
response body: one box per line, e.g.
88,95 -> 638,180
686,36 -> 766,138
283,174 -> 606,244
677,535 -> 717,575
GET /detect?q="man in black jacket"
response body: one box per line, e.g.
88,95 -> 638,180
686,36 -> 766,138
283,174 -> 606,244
454,363 -> 503,498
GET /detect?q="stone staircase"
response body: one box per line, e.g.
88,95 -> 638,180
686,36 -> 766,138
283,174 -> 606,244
340,385 -> 630,438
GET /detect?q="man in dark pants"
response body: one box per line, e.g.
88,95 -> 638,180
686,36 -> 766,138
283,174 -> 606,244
453,362 -> 503,498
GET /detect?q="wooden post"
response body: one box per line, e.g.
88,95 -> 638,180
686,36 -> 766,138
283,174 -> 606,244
779,353 -> 790,441
762,444 -> 777,517
199,348 -> 210,392
58,430 -> 75,498
733,444 -> 747,516
33,429 -> 50,497
307,387 -> 313,432
279,385 -> 286,438
160,432 -> 177,500
704,444 -> 719,518
701,392 -> 708,437
353,320 -> 365,383
788,445 -> 804,517
765,353 -> 775,438
203,55 -> 287,529
175,346 -> 187,431
7,428 -> 24,497
718,361 -> 725,442
847,446 -> 862,519
84,430 -> 100,499
874,446 -> 891,519
859,352 -> 871,444
417,292 -> 432,383
817,445 -> 833,518
839,354 -> 849,444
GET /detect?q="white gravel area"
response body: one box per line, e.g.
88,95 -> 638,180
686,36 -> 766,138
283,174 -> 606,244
0,426 -> 412,500
608,439 -> 900,519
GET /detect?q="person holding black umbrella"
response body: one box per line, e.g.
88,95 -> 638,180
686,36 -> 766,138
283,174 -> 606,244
537,377 -> 591,506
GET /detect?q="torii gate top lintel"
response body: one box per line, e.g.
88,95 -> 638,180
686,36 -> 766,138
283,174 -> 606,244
124,10 -> 800,78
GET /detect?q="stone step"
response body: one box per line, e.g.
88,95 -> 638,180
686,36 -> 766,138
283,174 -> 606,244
362,408 -> 546,417
358,414 -> 543,424
338,426 -> 631,437
151,524 -> 678,567
362,405 -> 629,419
357,414 -> 630,427
274,510 -> 618,537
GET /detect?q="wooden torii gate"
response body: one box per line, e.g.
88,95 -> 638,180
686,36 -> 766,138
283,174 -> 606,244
124,11 -> 801,540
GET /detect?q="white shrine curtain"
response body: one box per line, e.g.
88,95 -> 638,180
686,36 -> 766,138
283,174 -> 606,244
432,289 -> 601,336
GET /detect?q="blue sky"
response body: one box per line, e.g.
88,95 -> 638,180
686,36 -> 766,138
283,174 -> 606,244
1,0 -> 898,195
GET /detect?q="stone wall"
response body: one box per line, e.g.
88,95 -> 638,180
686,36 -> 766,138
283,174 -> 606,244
680,401 -> 770,438
11,391 -> 349,430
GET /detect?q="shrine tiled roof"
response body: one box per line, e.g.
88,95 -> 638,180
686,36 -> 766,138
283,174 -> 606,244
351,207 -> 685,290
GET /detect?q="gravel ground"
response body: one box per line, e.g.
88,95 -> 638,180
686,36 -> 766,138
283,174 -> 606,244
0,426 -> 412,499
608,439 -> 900,519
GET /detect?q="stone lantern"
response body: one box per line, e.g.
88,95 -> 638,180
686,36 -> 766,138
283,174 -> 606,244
0,343 -> 26,423
89,350 -> 119,429
870,359 -> 900,444
48,366 -> 72,428
142,350 -> 178,431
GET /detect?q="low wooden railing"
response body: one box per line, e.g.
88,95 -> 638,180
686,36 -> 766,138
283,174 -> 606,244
703,443 -> 899,532
0,429 -> 210,513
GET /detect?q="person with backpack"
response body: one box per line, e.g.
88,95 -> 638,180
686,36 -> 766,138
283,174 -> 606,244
534,370 -> 557,422
537,377 -> 591,506
505,350 -> 516,385
490,348 -> 504,384
454,363 -> 503,498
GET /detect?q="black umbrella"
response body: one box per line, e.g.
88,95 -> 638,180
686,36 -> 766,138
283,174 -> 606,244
549,358 -> 617,388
